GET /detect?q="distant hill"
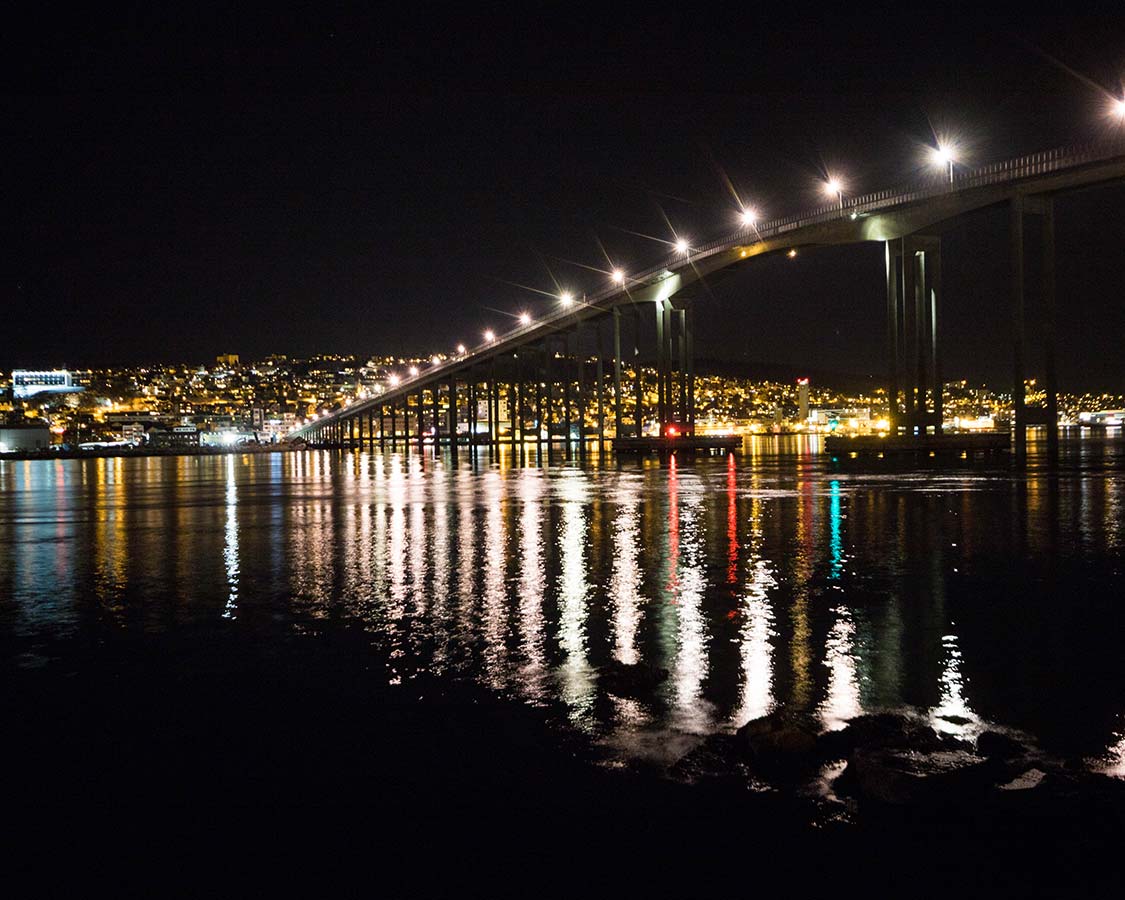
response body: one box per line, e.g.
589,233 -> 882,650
694,357 -> 882,394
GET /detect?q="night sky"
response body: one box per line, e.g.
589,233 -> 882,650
6,8 -> 1125,389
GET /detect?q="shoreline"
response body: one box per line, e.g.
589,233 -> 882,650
0,443 -> 298,462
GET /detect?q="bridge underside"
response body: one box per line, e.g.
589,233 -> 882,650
307,299 -> 697,460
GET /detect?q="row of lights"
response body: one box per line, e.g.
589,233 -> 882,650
370,138 -> 971,391
298,109 -> 1125,431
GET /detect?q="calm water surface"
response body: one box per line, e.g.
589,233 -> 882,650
3,436 -> 1125,775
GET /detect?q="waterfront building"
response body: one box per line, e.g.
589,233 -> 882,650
11,369 -> 85,400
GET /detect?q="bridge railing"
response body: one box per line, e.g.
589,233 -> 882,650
295,137 -> 1125,434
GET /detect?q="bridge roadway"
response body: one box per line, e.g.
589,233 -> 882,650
292,138 -> 1125,458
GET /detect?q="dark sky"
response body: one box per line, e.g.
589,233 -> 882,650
5,6 -> 1125,390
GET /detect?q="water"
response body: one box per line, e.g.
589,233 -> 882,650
3,436 -> 1125,777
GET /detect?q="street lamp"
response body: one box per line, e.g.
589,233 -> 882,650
931,144 -> 956,184
740,208 -> 759,228
675,239 -> 689,254
1114,97 -> 1125,121
519,312 -> 532,325
409,366 -> 419,377
824,177 -> 844,209
456,344 -> 466,355
611,269 -> 625,284
560,291 -> 575,307
484,329 -> 495,342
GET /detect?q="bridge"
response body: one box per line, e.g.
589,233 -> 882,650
290,138 -> 1125,459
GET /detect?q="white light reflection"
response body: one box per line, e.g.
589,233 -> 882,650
481,472 -> 508,687
734,492 -> 777,723
556,471 -> 595,723
222,456 -> 239,619
668,460 -> 711,733
516,471 -> 547,699
929,630 -> 980,737
610,486 -> 643,665
819,607 -> 861,731
1097,724 -> 1125,779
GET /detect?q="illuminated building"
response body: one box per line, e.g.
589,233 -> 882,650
11,370 -> 84,400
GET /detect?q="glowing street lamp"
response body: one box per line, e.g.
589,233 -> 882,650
1114,98 -> 1125,121
456,344 -> 466,355
675,239 -> 689,254
611,269 -> 625,284
388,373 -> 400,386
409,366 -> 419,377
931,144 -> 956,184
740,208 -> 759,228
824,177 -> 844,209
519,312 -> 532,325
484,329 -> 495,342
560,291 -> 575,307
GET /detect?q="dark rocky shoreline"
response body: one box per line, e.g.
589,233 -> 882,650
3,624 -> 1122,890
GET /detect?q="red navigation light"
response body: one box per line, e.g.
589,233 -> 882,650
667,425 -> 679,438
796,377 -> 809,386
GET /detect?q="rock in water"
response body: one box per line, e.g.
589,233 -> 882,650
976,730 -> 1028,760
736,712 -> 818,776
599,660 -> 669,698
845,747 -> 990,806
999,768 -> 1047,791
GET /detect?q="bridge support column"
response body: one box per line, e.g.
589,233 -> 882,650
1009,194 -> 1059,461
613,309 -> 623,439
540,348 -> 549,454
448,377 -> 458,460
469,372 -> 478,454
576,326 -> 587,462
655,300 -> 666,430
886,236 -> 942,435
685,303 -> 695,431
510,359 -> 519,453
517,356 -> 526,457
633,307 -> 643,436
1043,198 -> 1059,460
563,334 -> 572,458
596,319 -> 606,454
544,339 -> 554,462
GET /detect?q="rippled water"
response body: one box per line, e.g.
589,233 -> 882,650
3,436 -> 1125,773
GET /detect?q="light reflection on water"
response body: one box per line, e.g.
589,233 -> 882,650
2,436 -> 1125,771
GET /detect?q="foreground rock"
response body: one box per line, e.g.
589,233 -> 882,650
736,711 -> 820,778
840,746 -> 993,806
599,660 -> 669,698
816,712 -> 951,761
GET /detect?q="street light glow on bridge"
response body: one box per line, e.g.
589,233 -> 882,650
675,239 -> 689,254
484,329 -> 495,342
520,312 -> 532,325
740,208 -> 759,227
931,143 -> 958,183
611,269 -> 625,284
1114,98 -> 1125,120
560,291 -> 575,306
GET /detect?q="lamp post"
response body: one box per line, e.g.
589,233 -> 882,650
824,178 -> 843,210
931,144 -> 956,184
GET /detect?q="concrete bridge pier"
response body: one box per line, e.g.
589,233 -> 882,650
886,235 -> 942,435
1011,194 -> 1059,461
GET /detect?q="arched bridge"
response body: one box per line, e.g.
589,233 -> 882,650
291,139 -> 1125,458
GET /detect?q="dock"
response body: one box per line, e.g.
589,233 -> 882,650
613,435 -> 741,454
824,432 -> 1010,458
